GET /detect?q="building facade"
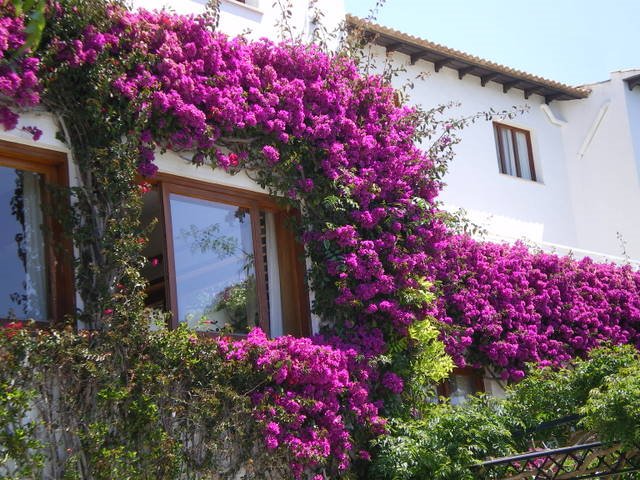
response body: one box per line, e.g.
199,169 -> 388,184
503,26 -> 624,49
1,0 -> 638,339
348,15 -> 640,266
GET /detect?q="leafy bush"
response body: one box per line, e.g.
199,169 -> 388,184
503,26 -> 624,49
371,345 -> 640,480
371,398 -> 514,480
580,351 -> 640,446
0,320 -> 277,479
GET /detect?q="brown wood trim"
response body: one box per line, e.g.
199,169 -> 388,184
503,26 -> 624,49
493,121 -> 532,137
526,132 -> 537,181
47,159 -> 74,326
250,205 -> 270,335
274,211 -> 311,337
0,140 -> 67,166
0,156 -> 58,177
293,232 -> 312,338
161,183 -> 179,330
494,123 -> 507,174
0,140 -> 73,326
511,129 -> 522,178
153,172 -> 282,211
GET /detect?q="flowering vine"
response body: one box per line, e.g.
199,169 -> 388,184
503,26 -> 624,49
1,1 -> 639,478
220,329 -> 387,477
0,1 -> 451,477
431,235 -> 640,380
0,14 -> 41,130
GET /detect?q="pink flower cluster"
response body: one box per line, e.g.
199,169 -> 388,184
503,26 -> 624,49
53,8 -> 446,336
430,235 -> 640,380
2,6 -> 443,473
0,14 -> 41,131
218,329 -> 385,478
6,3 -> 639,473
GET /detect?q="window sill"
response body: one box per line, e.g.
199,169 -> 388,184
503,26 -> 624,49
498,172 -> 545,186
221,0 -> 264,15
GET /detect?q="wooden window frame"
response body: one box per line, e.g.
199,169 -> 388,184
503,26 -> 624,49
0,139 -> 73,327
149,173 -> 311,337
493,122 -> 537,182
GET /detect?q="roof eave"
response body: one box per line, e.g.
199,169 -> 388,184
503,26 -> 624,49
624,74 -> 640,91
345,14 -> 591,103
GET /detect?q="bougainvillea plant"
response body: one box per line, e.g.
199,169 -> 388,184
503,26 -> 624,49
0,0 -> 453,477
1,0 -> 639,478
430,235 -> 640,381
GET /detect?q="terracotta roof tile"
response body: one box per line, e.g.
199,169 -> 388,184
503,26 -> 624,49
346,14 -> 590,101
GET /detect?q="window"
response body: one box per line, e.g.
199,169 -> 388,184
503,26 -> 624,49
493,122 -> 537,181
0,140 -> 72,325
141,174 -> 310,337
438,368 -> 485,405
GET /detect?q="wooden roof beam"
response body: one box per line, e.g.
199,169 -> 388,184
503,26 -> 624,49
385,42 -> 403,54
458,66 -> 474,80
434,58 -> 451,72
410,52 -> 426,65
524,87 -> 540,99
481,73 -> 498,87
361,31 -> 376,43
626,75 -> 640,91
502,80 -> 519,93
545,93 -> 562,104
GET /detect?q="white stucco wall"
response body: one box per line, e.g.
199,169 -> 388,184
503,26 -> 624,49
367,44 -> 640,264
129,0 -> 345,48
373,45 -> 579,248
557,70 -> 640,260
0,112 -> 66,154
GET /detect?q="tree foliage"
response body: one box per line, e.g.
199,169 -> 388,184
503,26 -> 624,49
371,344 -> 640,479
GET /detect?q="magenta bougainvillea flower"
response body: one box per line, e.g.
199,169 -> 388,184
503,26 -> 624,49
430,236 -> 640,380
2,4 -> 639,477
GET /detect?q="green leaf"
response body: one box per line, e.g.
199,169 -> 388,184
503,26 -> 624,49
16,0 -> 46,53
12,0 -> 24,16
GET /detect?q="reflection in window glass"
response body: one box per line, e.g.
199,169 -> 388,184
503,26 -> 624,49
0,167 -> 48,320
141,187 -> 166,311
170,193 -> 259,333
449,374 -> 477,406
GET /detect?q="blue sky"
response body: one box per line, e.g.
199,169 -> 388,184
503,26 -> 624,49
344,0 -> 639,86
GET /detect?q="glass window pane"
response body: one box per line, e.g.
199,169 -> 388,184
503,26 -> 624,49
500,128 -> 517,176
449,374 -> 478,406
262,211 -> 283,337
0,166 -> 48,320
515,131 -> 532,180
141,187 -> 167,311
169,193 -> 259,334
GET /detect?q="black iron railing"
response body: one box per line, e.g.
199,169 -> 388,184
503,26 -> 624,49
471,415 -> 640,479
